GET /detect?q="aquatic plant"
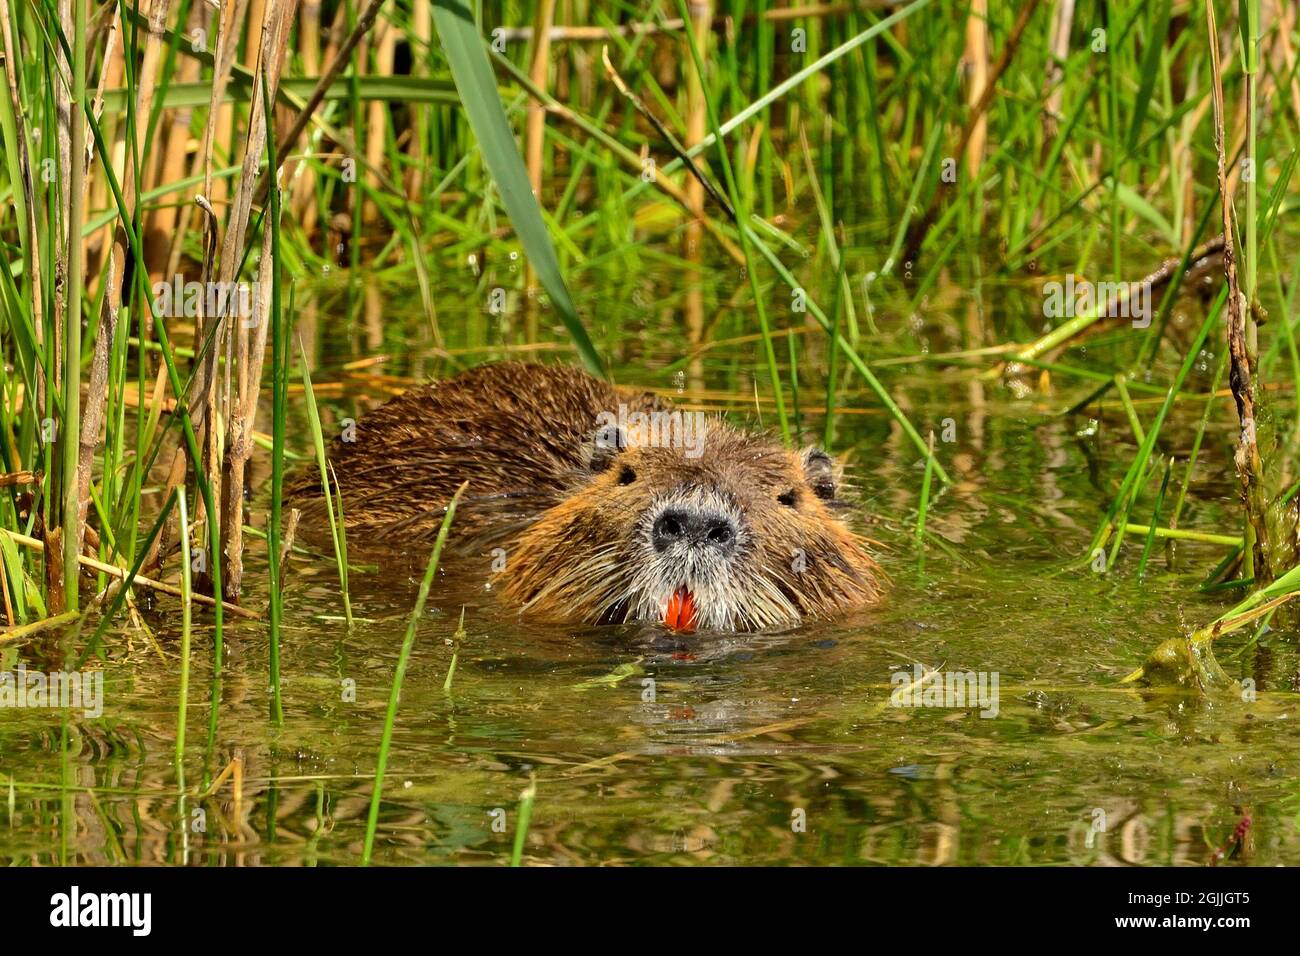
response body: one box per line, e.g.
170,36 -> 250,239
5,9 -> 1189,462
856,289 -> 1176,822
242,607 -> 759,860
3,0 -> 1300,864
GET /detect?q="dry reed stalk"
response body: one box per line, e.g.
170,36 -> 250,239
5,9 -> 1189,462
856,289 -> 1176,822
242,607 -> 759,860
209,0 -> 253,214
527,53 -> 743,263
526,0 -> 558,199
74,0 -> 164,489
84,9 -> 116,191
0,554 -> 15,627
86,13 -> 123,273
904,0 -> 1043,260
146,0 -> 240,573
289,0 -> 324,228
164,0 -> 241,281
209,0 -> 289,430
148,3 -> 205,276
963,0 -> 989,178
1041,0 -> 1074,142
140,0 -> 206,372
218,0 -> 300,600
404,0 -> 431,202
683,0 -> 711,388
520,0 -> 556,299
1207,11 -> 1252,206
495,3 -> 891,42
200,0 -> 242,213
1206,0 -> 1269,584
0,528 -> 260,619
214,0 -> 273,497
600,49 -> 735,221
127,0 -> 176,242
267,0 -> 386,188
1268,1 -> 1300,136
74,8 -> 132,555
145,0 -> 222,582
51,0 -> 72,416
220,208 -> 275,602
57,0 -> 92,612
522,0 -> 557,295
146,0 -> 294,593
363,18 -> 396,223
245,0 -> 268,83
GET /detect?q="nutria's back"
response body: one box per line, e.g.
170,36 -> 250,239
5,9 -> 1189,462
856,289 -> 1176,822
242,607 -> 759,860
288,361 -> 666,542
290,362 -> 880,631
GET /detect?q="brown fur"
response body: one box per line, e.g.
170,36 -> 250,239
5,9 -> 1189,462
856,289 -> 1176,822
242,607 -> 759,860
289,362 -> 881,630
288,362 -> 664,543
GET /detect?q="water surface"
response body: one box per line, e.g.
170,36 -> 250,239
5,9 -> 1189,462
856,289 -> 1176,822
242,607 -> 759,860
2,226 -> 1294,867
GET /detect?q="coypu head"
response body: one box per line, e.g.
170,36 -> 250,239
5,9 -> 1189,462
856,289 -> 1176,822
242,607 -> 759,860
503,418 -> 881,632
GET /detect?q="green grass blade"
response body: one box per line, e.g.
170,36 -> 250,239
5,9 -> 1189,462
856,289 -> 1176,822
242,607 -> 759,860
362,482 -> 467,866
431,0 -> 602,376
297,338 -> 352,627
510,775 -> 536,867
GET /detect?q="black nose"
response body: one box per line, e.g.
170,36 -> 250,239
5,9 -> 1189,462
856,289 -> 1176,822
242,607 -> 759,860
652,508 -> 737,555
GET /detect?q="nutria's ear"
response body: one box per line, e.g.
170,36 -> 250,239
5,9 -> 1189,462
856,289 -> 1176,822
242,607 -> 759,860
801,446 -> 838,500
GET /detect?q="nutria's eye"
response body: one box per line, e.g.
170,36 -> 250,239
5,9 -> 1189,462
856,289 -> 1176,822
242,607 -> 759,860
778,489 -> 797,508
587,444 -> 616,474
618,465 -> 637,485
586,422 -> 629,474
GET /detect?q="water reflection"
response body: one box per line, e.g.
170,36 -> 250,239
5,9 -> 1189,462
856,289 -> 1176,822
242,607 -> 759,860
1,251 -> 1292,867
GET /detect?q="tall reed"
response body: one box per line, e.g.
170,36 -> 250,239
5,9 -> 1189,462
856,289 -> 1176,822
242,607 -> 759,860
0,0 -> 1297,686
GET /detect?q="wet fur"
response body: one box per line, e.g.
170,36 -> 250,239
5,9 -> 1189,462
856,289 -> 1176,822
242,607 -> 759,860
289,362 -> 881,630
288,362 -> 664,544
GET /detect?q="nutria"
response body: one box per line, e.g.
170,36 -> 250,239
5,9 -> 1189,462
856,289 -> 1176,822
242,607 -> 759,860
289,362 -> 880,631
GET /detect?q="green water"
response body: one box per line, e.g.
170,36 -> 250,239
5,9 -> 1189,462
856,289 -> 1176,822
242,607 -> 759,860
3,241 -> 1298,866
